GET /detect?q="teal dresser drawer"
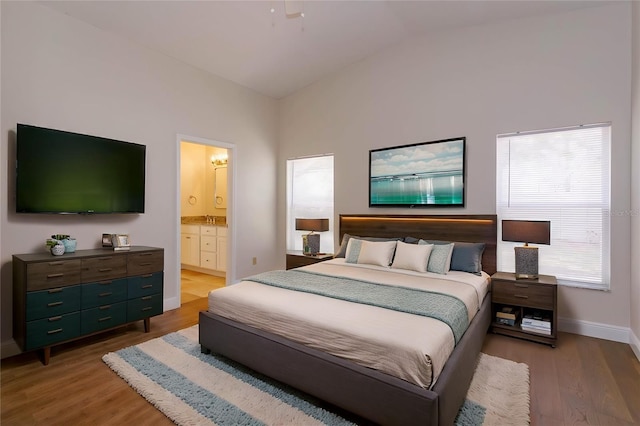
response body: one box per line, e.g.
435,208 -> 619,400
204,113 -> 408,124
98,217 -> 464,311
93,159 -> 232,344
82,278 -> 127,309
81,302 -> 127,334
26,285 -> 82,321
127,294 -> 162,322
128,272 -> 163,298
25,312 -> 81,350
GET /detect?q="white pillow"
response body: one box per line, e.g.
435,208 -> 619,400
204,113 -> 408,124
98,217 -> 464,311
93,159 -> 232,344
391,241 -> 433,273
346,239 -> 397,267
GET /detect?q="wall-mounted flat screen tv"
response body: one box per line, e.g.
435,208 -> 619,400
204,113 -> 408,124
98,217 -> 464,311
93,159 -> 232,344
16,124 -> 146,214
369,137 -> 465,207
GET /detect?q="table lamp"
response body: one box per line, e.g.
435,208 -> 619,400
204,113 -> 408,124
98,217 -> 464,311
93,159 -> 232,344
502,220 -> 551,279
295,218 -> 329,255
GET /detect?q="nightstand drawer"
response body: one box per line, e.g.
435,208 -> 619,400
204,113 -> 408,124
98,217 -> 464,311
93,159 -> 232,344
492,280 -> 554,309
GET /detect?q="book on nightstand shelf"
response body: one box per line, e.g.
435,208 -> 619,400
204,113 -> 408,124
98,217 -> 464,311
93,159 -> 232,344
495,306 -> 520,326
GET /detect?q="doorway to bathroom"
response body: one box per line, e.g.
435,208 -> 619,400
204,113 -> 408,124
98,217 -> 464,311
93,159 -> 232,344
178,136 -> 234,305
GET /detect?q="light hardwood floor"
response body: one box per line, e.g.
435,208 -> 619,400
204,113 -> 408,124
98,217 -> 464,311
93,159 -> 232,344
2,280 -> 639,425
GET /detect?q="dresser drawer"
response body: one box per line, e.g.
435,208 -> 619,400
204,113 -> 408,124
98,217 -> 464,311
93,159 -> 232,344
26,285 -> 82,321
82,278 -> 128,309
26,260 -> 82,291
127,294 -> 163,322
81,302 -> 127,334
25,312 -> 81,350
492,280 -> 554,309
82,255 -> 127,282
128,251 -> 163,276
128,272 -> 163,298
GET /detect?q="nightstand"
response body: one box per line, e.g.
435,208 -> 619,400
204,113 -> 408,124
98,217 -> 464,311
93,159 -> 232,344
491,272 -> 557,347
286,251 -> 334,270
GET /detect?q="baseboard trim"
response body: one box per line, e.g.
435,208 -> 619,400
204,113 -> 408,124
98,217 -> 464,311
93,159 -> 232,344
1,339 -> 21,360
630,329 -> 640,362
558,317 -> 630,344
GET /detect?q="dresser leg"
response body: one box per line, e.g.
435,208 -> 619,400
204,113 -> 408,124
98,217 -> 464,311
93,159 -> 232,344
41,347 -> 51,365
144,317 -> 150,333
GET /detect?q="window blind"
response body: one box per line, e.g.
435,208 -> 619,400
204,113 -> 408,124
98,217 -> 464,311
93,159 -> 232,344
286,155 -> 335,253
496,123 -> 611,290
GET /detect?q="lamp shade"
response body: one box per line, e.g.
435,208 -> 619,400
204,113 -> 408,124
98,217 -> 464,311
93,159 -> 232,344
502,220 -> 550,245
295,218 -> 329,232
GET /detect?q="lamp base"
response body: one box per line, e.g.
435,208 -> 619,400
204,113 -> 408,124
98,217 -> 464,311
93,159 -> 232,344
514,246 -> 539,280
302,233 -> 321,255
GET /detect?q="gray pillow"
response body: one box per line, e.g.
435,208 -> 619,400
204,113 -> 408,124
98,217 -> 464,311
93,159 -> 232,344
335,233 -> 402,258
450,242 -> 485,275
419,240 -> 454,274
418,239 -> 485,275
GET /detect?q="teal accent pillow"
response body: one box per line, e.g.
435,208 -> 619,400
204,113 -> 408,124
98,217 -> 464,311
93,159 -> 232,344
420,240 -> 454,274
345,239 -> 363,263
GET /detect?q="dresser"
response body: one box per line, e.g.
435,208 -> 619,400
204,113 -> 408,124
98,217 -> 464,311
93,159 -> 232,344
13,246 -> 164,364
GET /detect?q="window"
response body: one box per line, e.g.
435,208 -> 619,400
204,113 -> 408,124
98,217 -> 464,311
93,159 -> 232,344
286,155 -> 334,253
496,123 -> 611,290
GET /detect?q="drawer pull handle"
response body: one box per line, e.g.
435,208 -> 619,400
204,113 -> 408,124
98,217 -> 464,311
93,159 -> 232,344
47,328 -> 63,335
514,284 -> 529,288
142,296 -> 153,301
139,253 -> 153,257
99,292 -> 113,297
140,262 -> 152,266
48,288 -> 63,294
142,307 -> 152,311
48,316 -> 62,322
142,285 -> 153,289
99,316 -> 112,322
47,273 -> 64,279
99,268 -> 113,272
141,274 -> 153,278
97,257 -> 113,261
47,301 -> 63,307
48,261 -> 64,266
99,281 -> 113,285
514,294 -> 529,299
99,305 -> 111,310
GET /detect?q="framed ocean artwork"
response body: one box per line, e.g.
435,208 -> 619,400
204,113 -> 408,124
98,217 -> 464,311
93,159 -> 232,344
369,137 -> 466,207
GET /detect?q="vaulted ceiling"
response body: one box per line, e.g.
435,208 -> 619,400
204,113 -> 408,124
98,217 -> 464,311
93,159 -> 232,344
41,1 -> 608,99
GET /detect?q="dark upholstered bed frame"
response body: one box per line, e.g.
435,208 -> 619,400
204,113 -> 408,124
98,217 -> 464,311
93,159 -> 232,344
199,214 -> 497,426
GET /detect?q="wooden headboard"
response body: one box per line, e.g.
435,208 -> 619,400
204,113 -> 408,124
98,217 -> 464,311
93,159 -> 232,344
339,214 -> 498,275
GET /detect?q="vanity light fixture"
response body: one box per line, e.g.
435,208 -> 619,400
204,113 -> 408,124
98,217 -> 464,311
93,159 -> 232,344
211,154 -> 228,167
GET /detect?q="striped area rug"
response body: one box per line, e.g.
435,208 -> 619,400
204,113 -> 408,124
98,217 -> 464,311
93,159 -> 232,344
103,326 -> 530,426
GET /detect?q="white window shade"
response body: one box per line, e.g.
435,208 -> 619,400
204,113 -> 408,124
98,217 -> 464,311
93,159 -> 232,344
286,155 -> 334,253
496,124 -> 611,290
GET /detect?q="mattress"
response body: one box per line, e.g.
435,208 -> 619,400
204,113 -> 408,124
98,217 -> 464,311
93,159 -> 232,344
207,259 -> 490,389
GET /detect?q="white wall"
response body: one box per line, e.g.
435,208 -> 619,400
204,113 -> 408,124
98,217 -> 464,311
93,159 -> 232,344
279,4 -> 633,337
630,2 -> 640,358
0,2 -> 279,356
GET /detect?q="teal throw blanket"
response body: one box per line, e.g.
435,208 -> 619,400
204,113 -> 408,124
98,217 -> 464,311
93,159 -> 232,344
245,269 -> 469,344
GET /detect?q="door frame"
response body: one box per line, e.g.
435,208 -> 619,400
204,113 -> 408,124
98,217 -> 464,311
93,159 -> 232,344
176,133 -> 236,302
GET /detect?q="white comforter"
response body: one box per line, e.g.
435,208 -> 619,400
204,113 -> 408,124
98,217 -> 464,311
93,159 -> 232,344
208,259 -> 489,389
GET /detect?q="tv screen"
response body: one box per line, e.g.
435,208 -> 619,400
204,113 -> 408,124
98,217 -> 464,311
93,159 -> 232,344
16,124 -> 146,214
369,137 -> 465,207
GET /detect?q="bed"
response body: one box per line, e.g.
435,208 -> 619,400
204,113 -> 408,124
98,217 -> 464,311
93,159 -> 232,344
199,214 -> 497,425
